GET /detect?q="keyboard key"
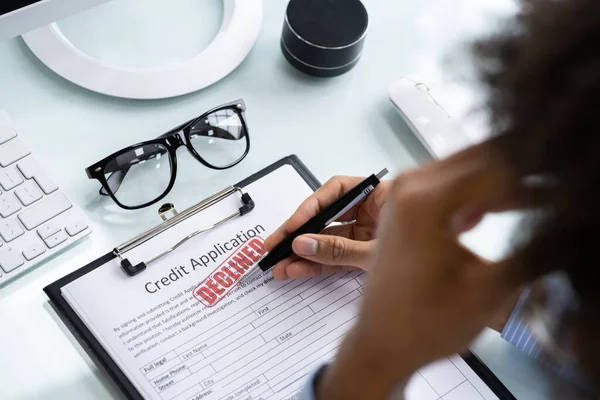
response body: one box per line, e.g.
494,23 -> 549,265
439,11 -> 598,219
66,220 -> 88,237
0,219 -> 23,243
0,111 -> 17,144
37,222 -> 59,239
0,247 -> 24,273
18,193 -> 71,230
0,111 -> 93,287
44,230 -> 67,249
0,194 -> 21,218
22,242 -> 46,261
15,181 -> 42,206
0,168 -> 23,191
0,137 -> 30,167
17,157 -> 58,194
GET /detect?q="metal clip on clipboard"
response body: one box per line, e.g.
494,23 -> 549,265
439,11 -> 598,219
114,187 -> 255,277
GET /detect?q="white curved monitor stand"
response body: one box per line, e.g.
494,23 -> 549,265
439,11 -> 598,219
21,0 -> 262,100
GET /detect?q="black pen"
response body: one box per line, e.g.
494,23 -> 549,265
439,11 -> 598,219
241,168 -> 389,283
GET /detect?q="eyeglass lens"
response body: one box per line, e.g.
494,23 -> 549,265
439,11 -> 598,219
103,143 -> 172,208
188,108 -> 247,168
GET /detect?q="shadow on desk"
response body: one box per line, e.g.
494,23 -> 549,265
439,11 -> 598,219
372,99 -> 433,166
43,301 -> 127,400
82,192 -> 151,227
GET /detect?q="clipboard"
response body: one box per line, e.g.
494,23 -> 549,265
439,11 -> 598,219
44,155 -> 515,400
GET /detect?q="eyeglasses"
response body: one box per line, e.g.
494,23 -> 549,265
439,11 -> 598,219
86,100 -> 250,210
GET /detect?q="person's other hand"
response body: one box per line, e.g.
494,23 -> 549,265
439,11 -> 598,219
317,142 -> 535,400
264,176 -> 391,280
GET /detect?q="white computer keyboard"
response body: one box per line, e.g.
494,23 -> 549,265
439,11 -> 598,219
0,110 -> 91,287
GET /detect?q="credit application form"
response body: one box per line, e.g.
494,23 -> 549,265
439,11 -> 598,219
62,165 -> 500,400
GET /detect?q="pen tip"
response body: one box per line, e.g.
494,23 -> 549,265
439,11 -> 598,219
376,168 -> 389,179
240,264 -> 262,285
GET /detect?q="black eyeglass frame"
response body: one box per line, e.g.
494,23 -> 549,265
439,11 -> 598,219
85,99 -> 250,210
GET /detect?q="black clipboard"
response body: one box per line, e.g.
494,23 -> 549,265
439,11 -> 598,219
44,155 -> 515,400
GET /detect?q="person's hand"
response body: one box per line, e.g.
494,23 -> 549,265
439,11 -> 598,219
264,176 -> 391,280
317,142 -> 535,400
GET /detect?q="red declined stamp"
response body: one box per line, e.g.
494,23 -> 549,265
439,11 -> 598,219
193,237 -> 265,307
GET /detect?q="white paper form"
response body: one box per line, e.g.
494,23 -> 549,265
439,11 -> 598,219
61,165 -> 501,400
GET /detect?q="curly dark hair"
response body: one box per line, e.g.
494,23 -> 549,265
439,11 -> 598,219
472,0 -> 600,389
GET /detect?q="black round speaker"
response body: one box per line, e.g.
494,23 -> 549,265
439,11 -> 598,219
281,0 -> 368,77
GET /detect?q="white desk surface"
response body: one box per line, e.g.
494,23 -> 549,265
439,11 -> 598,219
0,0 -> 585,399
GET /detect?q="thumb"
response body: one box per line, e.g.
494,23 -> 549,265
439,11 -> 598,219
292,234 -> 375,268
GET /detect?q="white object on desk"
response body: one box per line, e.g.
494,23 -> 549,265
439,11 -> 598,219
0,110 -> 92,287
389,75 -> 491,159
20,0 -> 263,100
